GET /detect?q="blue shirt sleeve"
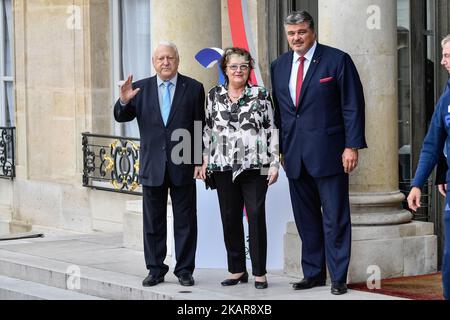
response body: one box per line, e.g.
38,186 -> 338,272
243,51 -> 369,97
411,100 -> 447,188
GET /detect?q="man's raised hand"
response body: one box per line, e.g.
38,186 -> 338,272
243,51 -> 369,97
120,75 -> 140,105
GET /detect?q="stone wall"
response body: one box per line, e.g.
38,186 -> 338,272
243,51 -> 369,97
7,0 -> 137,234
0,179 -> 13,234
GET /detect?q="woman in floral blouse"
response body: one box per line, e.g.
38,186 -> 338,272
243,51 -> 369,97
200,47 -> 279,289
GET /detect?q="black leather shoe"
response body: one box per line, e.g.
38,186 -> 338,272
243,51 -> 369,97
178,273 -> 195,286
142,274 -> 164,287
255,281 -> 268,289
221,271 -> 249,286
331,282 -> 347,295
292,277 -> 326,290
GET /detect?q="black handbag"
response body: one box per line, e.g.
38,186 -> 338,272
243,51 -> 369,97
204,170 -> 217,190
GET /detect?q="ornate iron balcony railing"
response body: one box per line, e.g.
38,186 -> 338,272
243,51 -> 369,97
82,132 -> 142,195
0,127 -> 15,179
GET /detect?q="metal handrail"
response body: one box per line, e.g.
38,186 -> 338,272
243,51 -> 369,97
82,132 -> 141,196
0,126 -> 15,179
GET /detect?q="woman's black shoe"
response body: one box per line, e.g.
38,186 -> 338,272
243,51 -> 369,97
255,280 -> 268,289
221,271 -> 248,286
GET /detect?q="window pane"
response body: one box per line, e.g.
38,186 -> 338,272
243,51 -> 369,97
3,0 -> 12,76
5,80 -> 13,126
120,0 -> 151,138
121,0 -> 151,81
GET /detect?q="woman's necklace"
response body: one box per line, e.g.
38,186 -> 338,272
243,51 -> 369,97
229,88 -> 244,100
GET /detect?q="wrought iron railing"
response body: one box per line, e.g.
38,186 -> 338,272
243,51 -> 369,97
0,127 -> 15,179
82,133 -> 142,195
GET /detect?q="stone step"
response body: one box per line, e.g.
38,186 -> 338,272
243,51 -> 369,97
0,250 -> 235,300
0,233 -> 404,300
0,275 -> 104,300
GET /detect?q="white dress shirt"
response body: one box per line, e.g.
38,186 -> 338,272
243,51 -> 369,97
289,41 -> 317,106
156,73 -> 178,108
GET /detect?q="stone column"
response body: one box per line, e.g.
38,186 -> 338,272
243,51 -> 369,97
151,0 -> 222,90
319,0 -> 411,225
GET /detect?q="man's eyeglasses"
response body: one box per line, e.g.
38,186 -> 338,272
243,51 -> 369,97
227,63 -> 250,71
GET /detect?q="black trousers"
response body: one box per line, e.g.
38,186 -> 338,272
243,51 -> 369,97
142,170 -> 197,278
214,170 -> 268,276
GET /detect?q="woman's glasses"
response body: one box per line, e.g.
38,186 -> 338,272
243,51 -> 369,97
227,63 -> 250,71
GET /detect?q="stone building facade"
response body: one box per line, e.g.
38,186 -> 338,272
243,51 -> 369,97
1,0 -> 449,282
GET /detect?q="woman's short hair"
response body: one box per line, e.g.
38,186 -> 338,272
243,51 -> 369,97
220,47 -> 254,84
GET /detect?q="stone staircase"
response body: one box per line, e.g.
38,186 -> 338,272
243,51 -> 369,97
0,233 -> 404,300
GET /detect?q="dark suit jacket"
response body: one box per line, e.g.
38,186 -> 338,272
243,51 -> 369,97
114,74 -> 205,187
271,43 -> 367,179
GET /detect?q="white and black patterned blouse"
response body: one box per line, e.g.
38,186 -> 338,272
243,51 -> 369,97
203,84 -> 280,181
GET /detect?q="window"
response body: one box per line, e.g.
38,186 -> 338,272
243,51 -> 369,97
0,0 -> 13,127
110,0 -> 151,138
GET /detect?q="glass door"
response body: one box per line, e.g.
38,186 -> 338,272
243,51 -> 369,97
397,0 -> 411,204
398,0 -> 437,222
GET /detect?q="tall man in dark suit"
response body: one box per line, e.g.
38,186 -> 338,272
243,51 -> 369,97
114,42 -> 205,287
271,11 -> 367,295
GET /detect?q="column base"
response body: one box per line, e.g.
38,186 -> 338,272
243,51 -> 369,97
0,179 -> 14,235
284,221 -> 437,283
9,219 -> 32,234
350,191 -> 413,225
123,200 -> 174,266
123,200 -> 144,251
0,205 -> 13,235
351,210 -> 413,225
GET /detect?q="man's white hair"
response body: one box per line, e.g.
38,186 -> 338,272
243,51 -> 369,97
154,41 -> 179,59
442,35 -> 450,48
